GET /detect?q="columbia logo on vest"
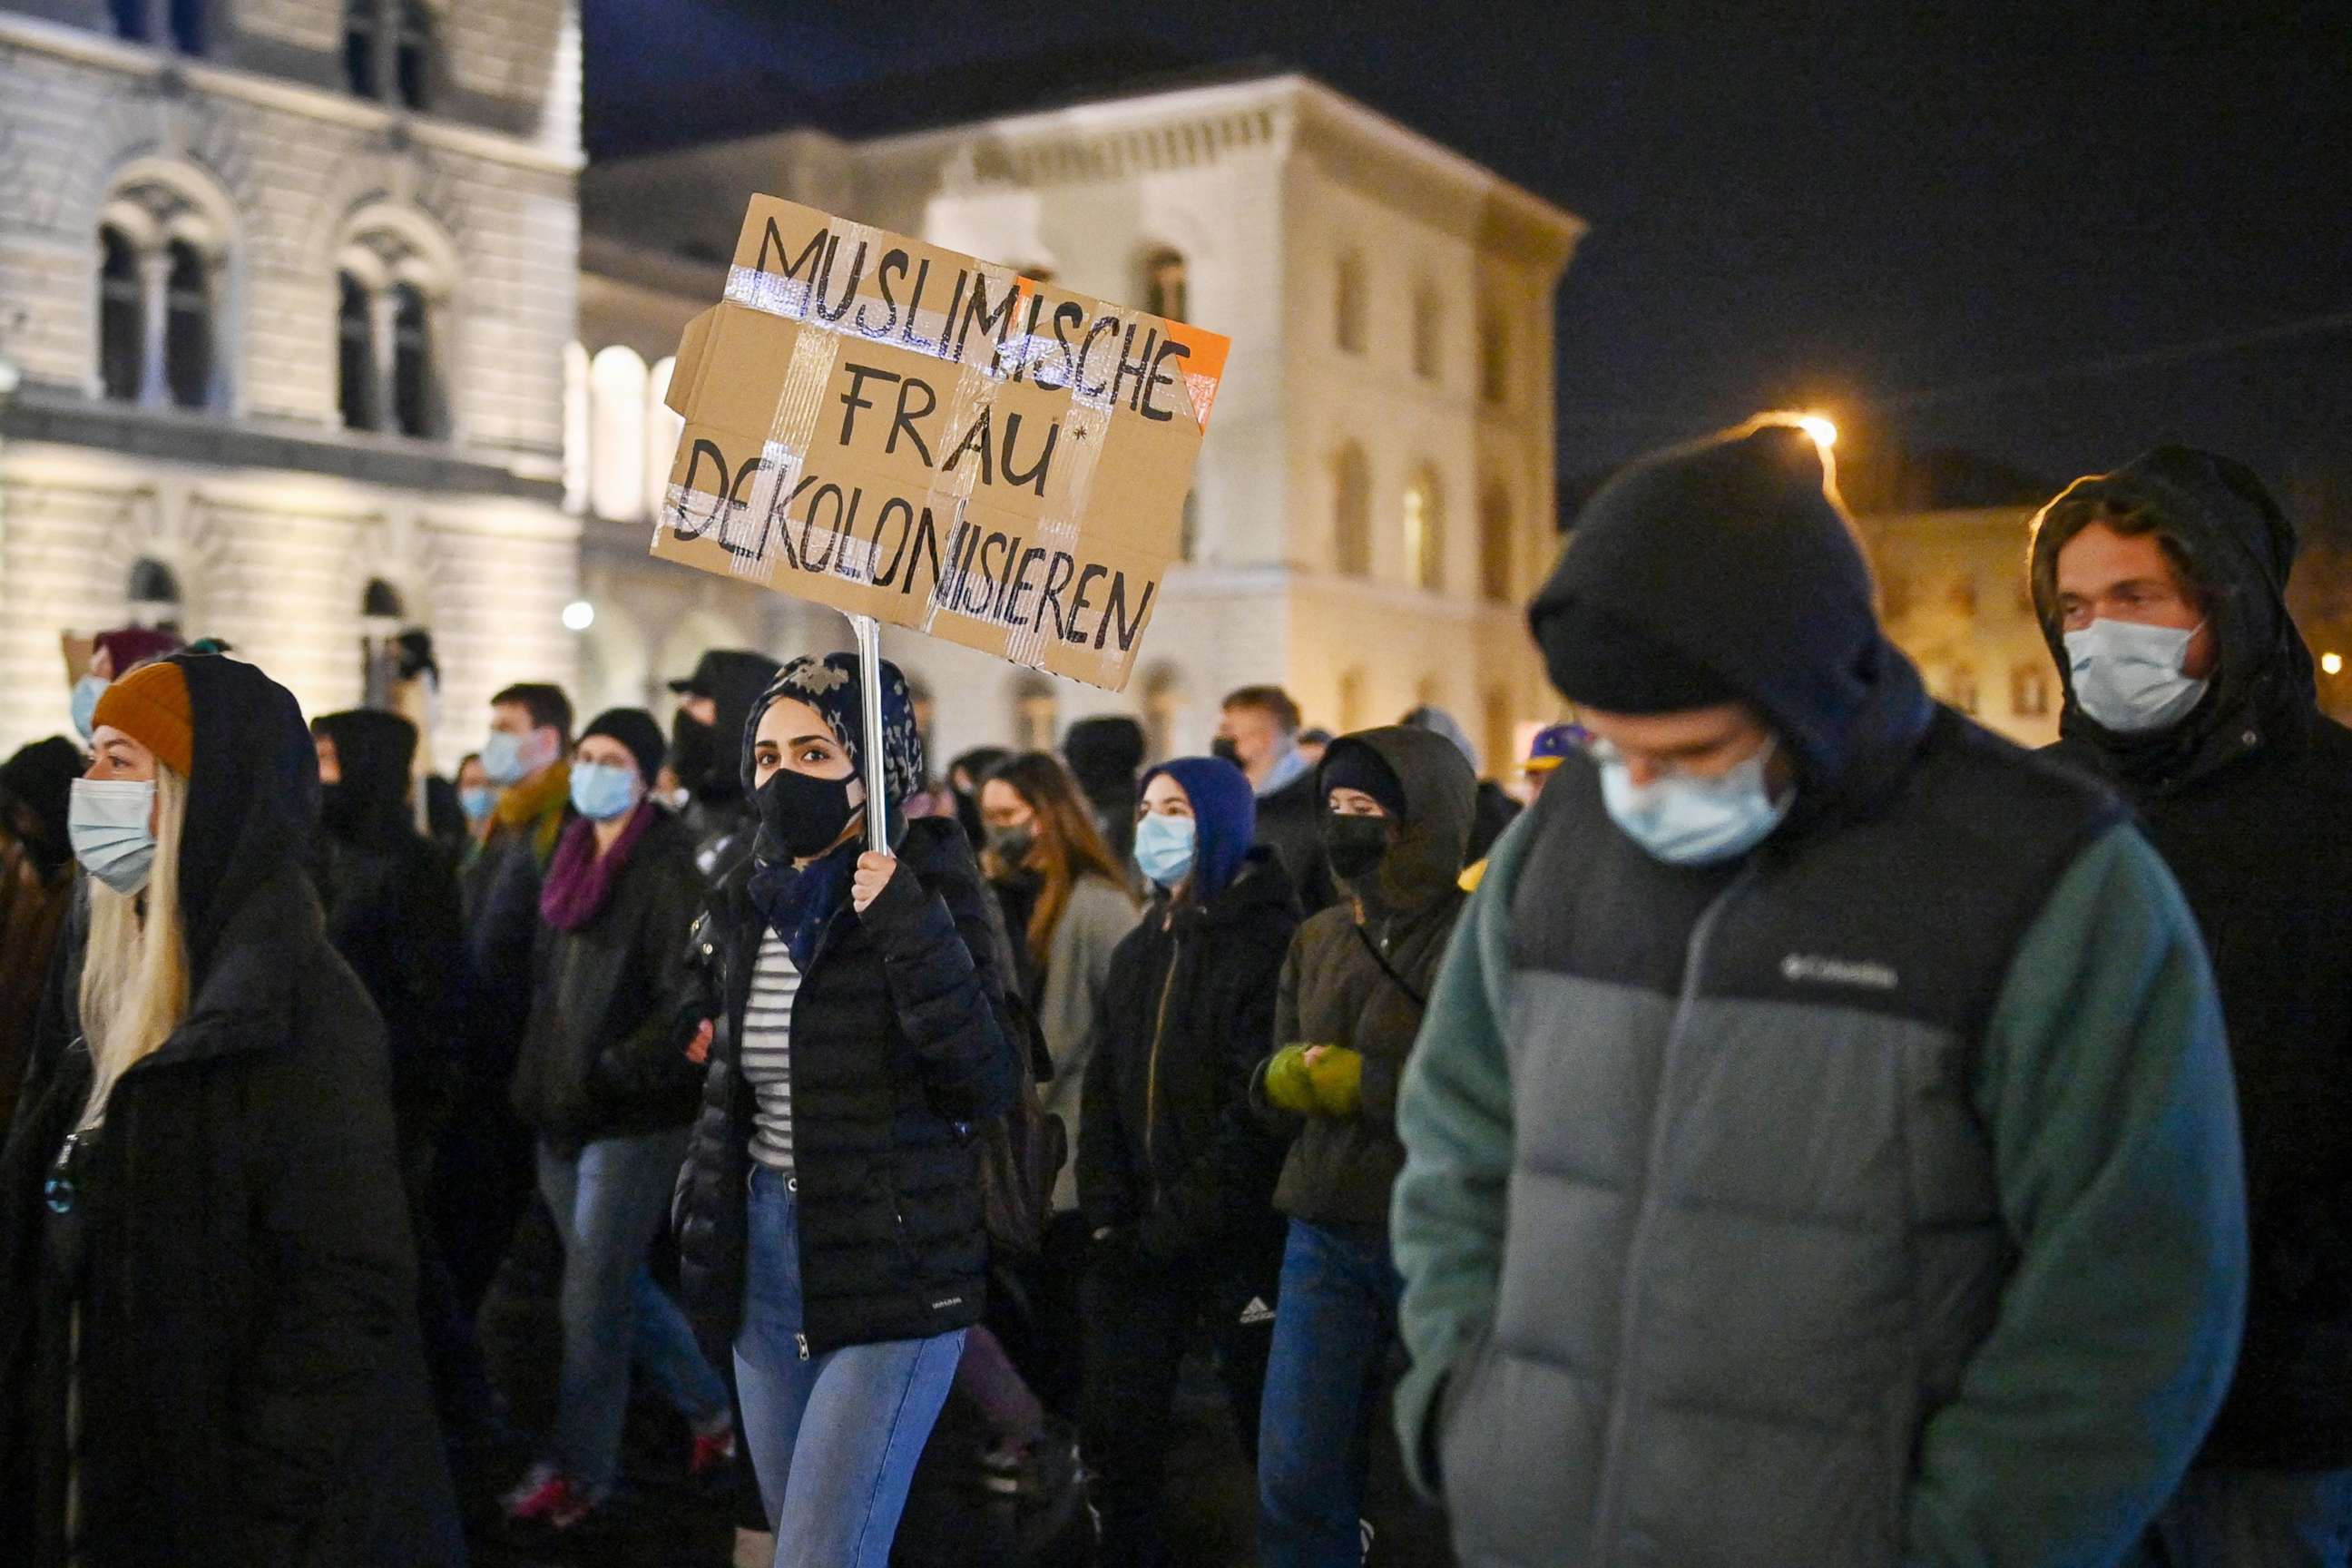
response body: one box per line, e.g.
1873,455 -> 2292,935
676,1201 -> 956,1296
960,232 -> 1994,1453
1779,953 -> 1900,992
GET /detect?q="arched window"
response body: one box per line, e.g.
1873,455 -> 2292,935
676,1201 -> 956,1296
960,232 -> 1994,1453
1404,467 -> 1445,592
2010,662 -> 2053,719
390,282 -> 436,436
98,227 -> 143,402
162,239 -> 211,409
127,557 -> 184,631
589,345 -> 650,523
1412,284 -> 1440,380
1336,253 -> 1366,354
343,0 -> 376,93
1142,247 -> 1187,324
167,0 -> 202,53
1012,672 -> 1058,752
562,340 -> 590,515
1479,309 -> 1508,404
1332,443 -> 1370,577
395,0 -> 433,109
338,271 -> 376,429
1478,485 -> 1514,603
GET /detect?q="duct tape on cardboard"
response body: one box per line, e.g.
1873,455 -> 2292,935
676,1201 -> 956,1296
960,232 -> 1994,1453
650,194 -> 1228,694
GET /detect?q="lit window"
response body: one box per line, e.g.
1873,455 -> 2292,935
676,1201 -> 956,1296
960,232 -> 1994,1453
2011,662 -> 2052,718
162,240 -> 211,409
1478,486 -> 1513,603
1142,248 -> 1187,324
1413,286 -> 1440,380
1337,254 -> 1366,354
1332,444 -> 1370,577
588,345 -> 650,522
1338,668 -> 1366,734
1404,469 -> 1445,592
99,227 -> 143,402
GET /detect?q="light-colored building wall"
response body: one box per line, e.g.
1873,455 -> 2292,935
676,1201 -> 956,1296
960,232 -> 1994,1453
1856,505 -> 2062,748
0,1 -> 582,767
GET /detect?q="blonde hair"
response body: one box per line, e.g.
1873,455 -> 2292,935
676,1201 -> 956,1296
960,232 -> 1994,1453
79,765 -> 191,1115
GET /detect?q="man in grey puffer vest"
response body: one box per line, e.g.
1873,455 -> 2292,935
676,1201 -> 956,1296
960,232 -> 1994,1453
1391,418 -> 2249,1567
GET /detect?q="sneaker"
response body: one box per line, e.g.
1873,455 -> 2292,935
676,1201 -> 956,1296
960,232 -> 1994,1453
690,1426 -> 738,1480
501,1462 -> 593,1529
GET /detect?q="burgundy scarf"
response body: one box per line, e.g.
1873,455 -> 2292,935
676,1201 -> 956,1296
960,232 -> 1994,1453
538,800 -> 655,932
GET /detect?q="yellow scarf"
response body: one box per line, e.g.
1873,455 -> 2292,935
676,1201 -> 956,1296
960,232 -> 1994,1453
492,760 -> 573,867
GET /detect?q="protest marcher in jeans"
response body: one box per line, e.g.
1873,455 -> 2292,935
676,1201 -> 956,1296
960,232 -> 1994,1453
503,709 -> 732,1531
2029,447 -> 2352,1568
1252,726 -> 1474,1566
674,654 -> 1020,1568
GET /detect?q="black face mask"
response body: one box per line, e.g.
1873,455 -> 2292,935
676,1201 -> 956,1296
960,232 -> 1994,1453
756,768 -> 861,860
670,712 -> 725,799
987,824 -> 1035,867
1210,736 -> 1243,767
1322,811 -> 1391,884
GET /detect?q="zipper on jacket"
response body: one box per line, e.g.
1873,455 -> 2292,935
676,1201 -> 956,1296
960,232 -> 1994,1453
794,1331 -> 809,1362
1141,930 -> 1185,1180
1590,861 -> 1760,1558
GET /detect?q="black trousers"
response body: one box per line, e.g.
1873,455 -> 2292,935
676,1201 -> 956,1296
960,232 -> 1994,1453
1080,1230 -> 1284,1567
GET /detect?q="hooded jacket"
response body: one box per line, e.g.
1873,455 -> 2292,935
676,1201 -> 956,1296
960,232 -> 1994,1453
0,654 -> 457,1568
1253,727 -> 1474,1226
1392,423 -> 2246,1568
675,649 -> 782,877
1,738 -> 81,1128
1077,758 -> 1302,1261
309,710 -> 466,1156
2034,446 -> 2352,1468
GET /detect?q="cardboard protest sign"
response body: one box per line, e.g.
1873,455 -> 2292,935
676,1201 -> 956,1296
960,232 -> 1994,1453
651,196 -> 1230,692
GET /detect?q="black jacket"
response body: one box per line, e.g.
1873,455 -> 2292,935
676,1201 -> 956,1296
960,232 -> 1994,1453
0,655 -> 455,1568
1254,729 -> 1474,1226
1077,846 -> 1300,1260
675,818 -> 1021,1357
1253,767 -> 1338,916
2035,446 -> 2352,1468
509,808 -> 708,1148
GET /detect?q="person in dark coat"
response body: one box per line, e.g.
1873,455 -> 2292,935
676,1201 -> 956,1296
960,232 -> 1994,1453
1251,726 -> 1475,1565
501,709 -> 732,1531
2031,446 -> 2352,1563
1076,755 -> 1302,1567
1399,704 -> 1523,862
1,737 -> 82,1127
0,652 -> 461,1568
1061,713 -> 1147,871
669,648 -> 784,880
674,653 -> 1021,1564
1217,684 -> 1338,914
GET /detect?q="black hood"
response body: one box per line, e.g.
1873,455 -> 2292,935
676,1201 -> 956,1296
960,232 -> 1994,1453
173,652 -> 322,976
1318,727 -> 1475,912
1529,419 -> 1933,809
1063,715 -> 1146,801
2031,445 -> 2315,790
0,735 -> 83,874
312,708 -> 418,844
679,650 -> 782,803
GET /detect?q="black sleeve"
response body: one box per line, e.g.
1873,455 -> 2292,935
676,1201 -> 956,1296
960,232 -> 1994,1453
1076,966 -> 1135,1231
858,839 -> 1020,1123
589,853 -> 713,1112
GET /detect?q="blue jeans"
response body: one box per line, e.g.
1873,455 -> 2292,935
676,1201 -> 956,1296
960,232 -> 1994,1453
2134,1467 -> 2352,1567
536,1130 -> 730,1494
1259,1220 -> 1403,1568
735,1165 -> 965,1568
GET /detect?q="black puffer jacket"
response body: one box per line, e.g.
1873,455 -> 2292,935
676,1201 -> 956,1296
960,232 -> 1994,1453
2034,446 -> 2352,1468
0,655 -> 455,1568
1253,728 -> 1475,1225
1078,846 -> 1301,1260
675,818 -> 1020,1357
509,808 -> 708,1149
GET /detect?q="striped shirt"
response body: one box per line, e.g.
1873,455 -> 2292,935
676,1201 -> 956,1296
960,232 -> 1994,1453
740,932 -> 800,1175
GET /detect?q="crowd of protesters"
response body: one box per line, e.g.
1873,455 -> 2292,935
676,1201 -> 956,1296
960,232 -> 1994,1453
1,424 -> 2347,1568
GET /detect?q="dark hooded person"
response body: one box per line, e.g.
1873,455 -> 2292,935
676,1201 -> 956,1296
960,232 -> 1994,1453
2031,447 -> 2352,1564
1399,704 -> 1522,862
1390,419 -> 2248,1568
673,653 -> 1020,1564
669,648 -> 785,880
1217,685 -> 1338,915
1060,713 -> 1148,870
1,737 -> 82,1126
0,653 -> 461,1567
1076,755 -> 1301,1568
1250,726 -> 1475,1566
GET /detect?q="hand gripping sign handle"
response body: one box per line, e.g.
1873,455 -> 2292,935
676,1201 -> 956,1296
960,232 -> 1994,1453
848,611 -> 891,858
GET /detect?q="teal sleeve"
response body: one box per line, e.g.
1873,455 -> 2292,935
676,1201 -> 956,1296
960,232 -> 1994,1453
1389,819 -> 1527,1500
1905,823 -> 2247,1566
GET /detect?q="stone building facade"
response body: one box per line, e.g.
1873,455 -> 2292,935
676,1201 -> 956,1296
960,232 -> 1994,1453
1854,505 -> 2061,748
0,0 -> 582,767
572,71 -> 1585,775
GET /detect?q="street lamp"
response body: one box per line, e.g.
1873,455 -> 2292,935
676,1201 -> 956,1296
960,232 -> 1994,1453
563,599 -> 595,632
2324,652 -> 2343,676
1796,413 -> 1838,451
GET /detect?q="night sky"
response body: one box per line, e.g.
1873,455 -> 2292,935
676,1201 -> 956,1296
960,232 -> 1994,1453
585,1 -> 2351,517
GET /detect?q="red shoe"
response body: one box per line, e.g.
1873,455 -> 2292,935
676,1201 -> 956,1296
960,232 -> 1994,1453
502,1463 -> 593,1529
690,1426 -> 738,1480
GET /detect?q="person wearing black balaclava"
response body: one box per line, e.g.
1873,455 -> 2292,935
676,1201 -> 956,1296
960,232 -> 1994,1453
2030,448 -> 2352,1564
668,649 -> 784,880
673,653 -> 1019,1563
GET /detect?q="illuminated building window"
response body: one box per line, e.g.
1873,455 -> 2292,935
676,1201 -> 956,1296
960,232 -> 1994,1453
2011,662 -> 2053,718
1479,485 -> 1514,603
1012,672 -> 1058,751
1404,468 -> 1445,592
1332,443 -> 1371,577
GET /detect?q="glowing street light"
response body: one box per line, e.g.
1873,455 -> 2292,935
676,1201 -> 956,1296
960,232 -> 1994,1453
563,599 -> 595,632
2324,652 -> 2343,676
1796,413 -> 1838,450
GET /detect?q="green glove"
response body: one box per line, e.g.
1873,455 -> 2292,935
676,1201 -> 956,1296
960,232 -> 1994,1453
1263,1045 -> 1319,1114
1306,1047 -> 1364,1118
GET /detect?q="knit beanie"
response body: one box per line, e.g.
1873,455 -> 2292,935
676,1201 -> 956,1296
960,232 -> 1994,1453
93,660 -> 195,775
580,707 -> 666,786
1318,739 -> 1408,822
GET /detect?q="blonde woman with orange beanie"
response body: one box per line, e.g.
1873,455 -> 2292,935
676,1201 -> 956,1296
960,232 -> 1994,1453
0,653 -> 460,1568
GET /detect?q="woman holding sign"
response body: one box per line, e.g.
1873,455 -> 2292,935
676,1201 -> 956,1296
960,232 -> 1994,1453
673,653 -> 1020,1567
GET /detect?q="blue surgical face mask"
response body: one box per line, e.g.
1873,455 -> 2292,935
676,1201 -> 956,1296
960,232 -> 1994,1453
482,729 -> 557,786
2063,618 -> 2210,734
1133,811 -> 1198,890
70,777 -> 159,895
1598,736 -> 1792,867
71,676 -> 108,742
459,785 -> 498,824
569,760 -> 640,823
